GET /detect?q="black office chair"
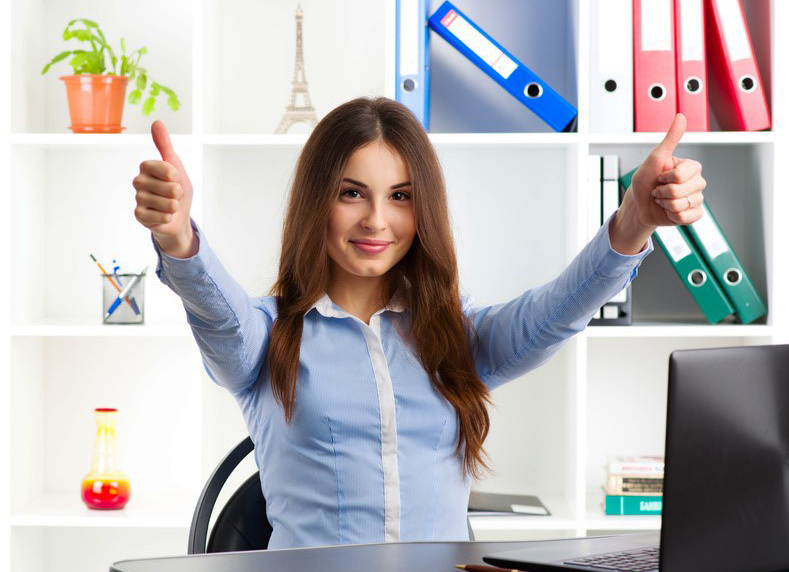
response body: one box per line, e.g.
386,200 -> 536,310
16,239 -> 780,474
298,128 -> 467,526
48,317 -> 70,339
188,435 -> 476,554
188,436 -> 272,554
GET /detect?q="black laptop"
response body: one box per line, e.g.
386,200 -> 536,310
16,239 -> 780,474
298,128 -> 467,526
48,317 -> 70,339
484,343 -> 789,572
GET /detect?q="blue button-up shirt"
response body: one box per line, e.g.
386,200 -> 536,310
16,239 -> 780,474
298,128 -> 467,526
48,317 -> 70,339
152,213 -> 652,549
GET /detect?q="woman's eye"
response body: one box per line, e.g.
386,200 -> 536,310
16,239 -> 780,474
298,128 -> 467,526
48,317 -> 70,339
392,191 -> 411,201
341,189 -> 361,198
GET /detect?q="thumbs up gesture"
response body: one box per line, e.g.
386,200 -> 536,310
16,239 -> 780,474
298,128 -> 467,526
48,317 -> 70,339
609,114 -> 707,254
628,113 -> 706,227
133,120 -> 196,257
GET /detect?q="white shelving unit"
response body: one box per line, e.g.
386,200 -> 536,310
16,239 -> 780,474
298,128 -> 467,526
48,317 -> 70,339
2,0 -> 786,568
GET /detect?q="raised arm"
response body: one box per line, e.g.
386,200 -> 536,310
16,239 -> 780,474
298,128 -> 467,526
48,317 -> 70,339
463,212 -> 653,391
133,121 -> 273,396
466,113 -> 705,391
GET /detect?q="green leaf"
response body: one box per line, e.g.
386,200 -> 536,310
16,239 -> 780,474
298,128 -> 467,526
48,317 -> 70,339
41,50 -> 72,74
120,38 -> 126,54
71,52 -> 88,69
84,51 -> 104,74
142,96 -> 155,116
79,18 -> 99,28
74,29 -> 92,42
150,82 -> 161,96
120,55 -> 128,76
167,93 -> 180,111
128,89 -> 142,104
136,73 -> 147,91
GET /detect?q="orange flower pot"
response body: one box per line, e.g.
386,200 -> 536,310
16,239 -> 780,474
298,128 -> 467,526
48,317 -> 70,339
60,74 -> 129,133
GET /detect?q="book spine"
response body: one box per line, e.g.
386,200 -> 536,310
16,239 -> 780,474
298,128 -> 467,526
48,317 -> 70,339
606,475 -> 664,494
604,495 -> 663,515
607,463 -> 664,475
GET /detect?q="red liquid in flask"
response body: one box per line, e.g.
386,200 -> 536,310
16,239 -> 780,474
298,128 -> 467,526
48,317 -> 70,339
82,408 -> 131,510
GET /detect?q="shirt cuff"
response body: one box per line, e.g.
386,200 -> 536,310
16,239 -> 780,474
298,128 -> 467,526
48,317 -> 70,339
151,218 -> 211,282
592,212 -> 654,280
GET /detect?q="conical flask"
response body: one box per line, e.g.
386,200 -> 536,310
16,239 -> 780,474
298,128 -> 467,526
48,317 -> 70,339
81,408 -> 131,510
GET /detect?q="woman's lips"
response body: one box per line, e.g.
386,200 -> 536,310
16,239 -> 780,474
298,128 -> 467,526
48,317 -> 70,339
350,241 -> 390,254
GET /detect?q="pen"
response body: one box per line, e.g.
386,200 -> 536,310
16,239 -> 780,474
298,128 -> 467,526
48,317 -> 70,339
455,565 -> 520,572
111,258 -> 142,315
104,266 -> 147,320
90,254 -> 140,314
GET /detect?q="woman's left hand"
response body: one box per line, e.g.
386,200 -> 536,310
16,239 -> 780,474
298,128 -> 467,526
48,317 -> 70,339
628,113 -> 706,227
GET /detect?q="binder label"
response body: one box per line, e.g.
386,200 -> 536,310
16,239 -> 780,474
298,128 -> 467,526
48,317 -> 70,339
641,0 -> 672,51
679,0 -> 704,61
691,207 -> 727,259
597,0 -> 631,75
399,0 -> 419,75
715,0 -> 751,62
656,226 -> 691,261
441,10 -> 517,79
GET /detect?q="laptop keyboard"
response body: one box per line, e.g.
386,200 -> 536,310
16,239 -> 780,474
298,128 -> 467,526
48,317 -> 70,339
564,545 -> 660,571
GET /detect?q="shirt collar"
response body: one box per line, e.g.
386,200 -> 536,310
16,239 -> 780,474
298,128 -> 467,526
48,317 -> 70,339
308,291 -> 406,319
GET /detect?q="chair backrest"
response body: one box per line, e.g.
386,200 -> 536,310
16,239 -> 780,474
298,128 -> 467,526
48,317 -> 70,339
188,436 -> 273,554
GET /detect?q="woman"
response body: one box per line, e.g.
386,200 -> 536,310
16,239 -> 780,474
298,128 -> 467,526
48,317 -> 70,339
132,97 -> 704,549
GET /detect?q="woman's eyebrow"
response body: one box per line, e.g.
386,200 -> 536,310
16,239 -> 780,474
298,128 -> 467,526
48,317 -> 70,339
342,177 -> 411,190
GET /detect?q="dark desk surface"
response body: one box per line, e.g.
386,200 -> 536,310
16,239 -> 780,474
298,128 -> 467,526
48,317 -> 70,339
110,538 -> 586,572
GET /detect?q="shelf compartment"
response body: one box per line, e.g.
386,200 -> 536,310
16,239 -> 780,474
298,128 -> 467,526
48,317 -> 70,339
590,143 -> 773,326
426,0 -> 578,134
202,0 -> 387,135
583,336 -> 770,503
11,0 -> 193,135
9,145 -> 202,326
587,0 -> 772,134
9,337 -> 204,515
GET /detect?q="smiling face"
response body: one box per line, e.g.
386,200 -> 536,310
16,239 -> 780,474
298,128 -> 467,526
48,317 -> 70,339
326,140 -> 417,295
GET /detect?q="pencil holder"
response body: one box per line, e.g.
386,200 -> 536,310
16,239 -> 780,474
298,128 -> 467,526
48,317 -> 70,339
101,272 -> 145,325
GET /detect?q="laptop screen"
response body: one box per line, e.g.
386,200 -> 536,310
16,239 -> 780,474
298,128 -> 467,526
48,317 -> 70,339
660,343 -> 789,572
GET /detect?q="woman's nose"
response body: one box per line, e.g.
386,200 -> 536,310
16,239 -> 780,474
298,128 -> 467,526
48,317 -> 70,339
362,204 -> 387,230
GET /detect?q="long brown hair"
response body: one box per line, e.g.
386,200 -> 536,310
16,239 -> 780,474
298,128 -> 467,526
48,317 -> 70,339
266,96 -> 493,479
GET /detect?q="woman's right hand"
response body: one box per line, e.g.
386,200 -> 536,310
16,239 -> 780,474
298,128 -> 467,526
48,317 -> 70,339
133,120 -> 197,257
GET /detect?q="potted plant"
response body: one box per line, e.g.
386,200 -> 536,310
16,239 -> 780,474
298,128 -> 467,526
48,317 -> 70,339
41,18 -> 181,133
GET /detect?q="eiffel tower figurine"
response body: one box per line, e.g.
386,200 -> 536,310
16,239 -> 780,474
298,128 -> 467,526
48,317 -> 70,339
275,4 -> 318,134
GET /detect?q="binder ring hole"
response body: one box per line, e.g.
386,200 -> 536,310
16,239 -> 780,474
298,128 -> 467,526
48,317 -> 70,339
689,270 -> 707,287
739,75 -> 756,92
604,79 -> 618,93
524,82 -> 543,99
685,77 -> 703,94
724,268 -> 742,286
648,84 -> 666,101
402,78 -> 416,92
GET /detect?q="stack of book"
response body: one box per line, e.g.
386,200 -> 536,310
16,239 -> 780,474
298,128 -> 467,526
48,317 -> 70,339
604,456 -> 664,516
